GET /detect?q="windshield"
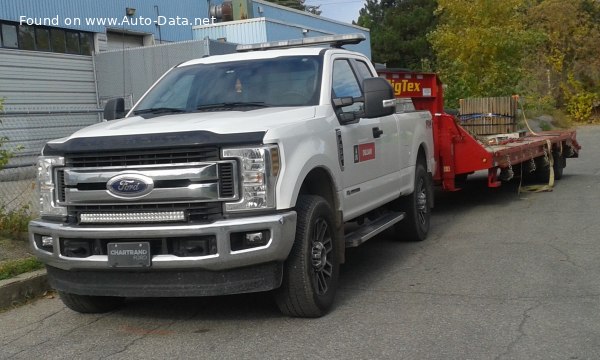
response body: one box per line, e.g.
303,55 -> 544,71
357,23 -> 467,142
132,56 -> 322,116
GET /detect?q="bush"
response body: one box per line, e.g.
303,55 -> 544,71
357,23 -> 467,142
0,205 -> 32,234
563,74 -> 600,123
566,91 -> 598,123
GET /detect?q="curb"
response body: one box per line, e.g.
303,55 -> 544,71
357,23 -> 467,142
0,269 -> 51,309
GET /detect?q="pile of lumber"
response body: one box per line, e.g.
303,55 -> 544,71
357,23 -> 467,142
458,96 -> 518,135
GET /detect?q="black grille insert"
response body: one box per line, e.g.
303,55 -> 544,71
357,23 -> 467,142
218,162 -> 235,198
56,170 -> 66,202
66,147 -> 219,167
59,236 -> 217,258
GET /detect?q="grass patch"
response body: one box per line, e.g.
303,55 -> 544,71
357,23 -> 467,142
0,257 -> 44,281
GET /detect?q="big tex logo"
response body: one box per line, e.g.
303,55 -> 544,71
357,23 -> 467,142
387,79 -> 421,96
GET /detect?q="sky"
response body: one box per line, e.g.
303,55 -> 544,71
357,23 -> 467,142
304,0 -> 366,25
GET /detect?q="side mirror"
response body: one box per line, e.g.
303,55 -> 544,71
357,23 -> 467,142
332,97 -> 354,107
363,77 -> 395,118
104,98 -> 125,120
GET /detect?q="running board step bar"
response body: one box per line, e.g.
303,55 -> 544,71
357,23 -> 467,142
345,211 -> 405,248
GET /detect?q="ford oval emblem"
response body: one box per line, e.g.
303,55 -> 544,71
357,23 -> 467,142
106,174 -> 154,199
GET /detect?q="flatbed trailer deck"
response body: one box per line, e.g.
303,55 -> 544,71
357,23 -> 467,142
377,69 -> 581,191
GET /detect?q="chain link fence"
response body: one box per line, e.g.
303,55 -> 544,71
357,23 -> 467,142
1,110 -> 102,216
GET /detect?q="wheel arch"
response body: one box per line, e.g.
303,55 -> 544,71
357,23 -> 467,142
296,166 -> 345,264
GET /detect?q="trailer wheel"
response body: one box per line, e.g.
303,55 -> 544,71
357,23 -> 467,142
552,151 -> 565,180
58,291 -> 124,313
395,162 -> 432,242
534,151 -> 565,182
275,195 -> 340,317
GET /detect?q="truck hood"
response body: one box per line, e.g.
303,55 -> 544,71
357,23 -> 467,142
65,107 -> 317,140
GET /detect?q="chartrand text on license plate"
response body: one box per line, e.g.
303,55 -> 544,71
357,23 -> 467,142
107,242 -> 151,268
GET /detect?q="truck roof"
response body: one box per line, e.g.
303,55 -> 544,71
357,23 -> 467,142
179,47 -> 359,67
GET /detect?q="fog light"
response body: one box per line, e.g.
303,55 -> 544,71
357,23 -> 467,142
41,236 -> 53,247
245,232 -> 264,244
230,230 -> 270,251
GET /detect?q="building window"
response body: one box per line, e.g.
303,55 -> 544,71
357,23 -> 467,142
36,28 -> 51,51
0,21 -> 93,55
1,24 -> 18,48
18,25 -> 35,50
65,31 -> 80,54
51,28 -> 66,53
80,33 -> 92,55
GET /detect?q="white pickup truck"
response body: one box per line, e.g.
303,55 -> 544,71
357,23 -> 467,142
29,34 -> 435,317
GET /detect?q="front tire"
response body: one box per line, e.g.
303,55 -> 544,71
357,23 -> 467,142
58,291 -> 124,313
275,195 -> 340,317
395,162 -> 432,242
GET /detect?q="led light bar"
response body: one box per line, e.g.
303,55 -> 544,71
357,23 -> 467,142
236,33 -> 366,52
80,211 -> 186,224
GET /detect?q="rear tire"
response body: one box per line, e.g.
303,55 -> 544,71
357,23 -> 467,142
395,162 -> 432,242
275,195 -> 340,317
58,291 -> 124,313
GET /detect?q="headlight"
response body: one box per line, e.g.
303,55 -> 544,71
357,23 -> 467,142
222,145 -> 280,212
37,156 -> 67,219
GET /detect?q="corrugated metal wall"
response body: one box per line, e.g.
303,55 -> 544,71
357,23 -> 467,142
0,48 -> 99,174
191,0 -> 371,57
192,18 -> 268,44
1,0 -> 210,42
94,38 -> 237,106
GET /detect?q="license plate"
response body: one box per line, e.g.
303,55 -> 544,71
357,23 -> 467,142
107,242 -> 151,268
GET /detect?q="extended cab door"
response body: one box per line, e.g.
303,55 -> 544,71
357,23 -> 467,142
330,57 -> 401,220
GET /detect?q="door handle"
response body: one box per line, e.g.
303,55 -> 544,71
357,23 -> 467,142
372,127 -> 384,138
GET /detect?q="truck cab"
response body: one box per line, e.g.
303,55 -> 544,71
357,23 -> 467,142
29,34 -> 435,317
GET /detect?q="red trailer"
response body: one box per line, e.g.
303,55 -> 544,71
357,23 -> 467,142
377,70 -> 581,191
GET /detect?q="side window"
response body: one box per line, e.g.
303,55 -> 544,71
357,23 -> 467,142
354,60 -> 374,81
332,59 -> 363,113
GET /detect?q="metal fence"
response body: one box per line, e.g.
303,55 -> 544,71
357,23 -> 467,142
0,49 -> 100,215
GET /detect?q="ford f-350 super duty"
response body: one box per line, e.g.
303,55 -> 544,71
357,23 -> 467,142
29,34 -> 435,317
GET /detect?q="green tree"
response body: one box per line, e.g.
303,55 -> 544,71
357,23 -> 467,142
428,0 -> 535,107
525,0 -> 600,121
357,0 -> 437,69
265,0 -> 321,15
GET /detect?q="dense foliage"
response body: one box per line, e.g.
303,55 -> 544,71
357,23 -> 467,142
357,0 -> 437,69
357,0 -> 600,120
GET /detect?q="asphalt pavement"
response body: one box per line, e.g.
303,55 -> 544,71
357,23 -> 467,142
1,125 -> 599,359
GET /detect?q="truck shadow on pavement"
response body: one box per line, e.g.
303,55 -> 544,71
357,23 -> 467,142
105,174 -> 540,319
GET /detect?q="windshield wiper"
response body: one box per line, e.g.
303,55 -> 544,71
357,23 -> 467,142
196,102 -> 269,111
133,107 -> 187,115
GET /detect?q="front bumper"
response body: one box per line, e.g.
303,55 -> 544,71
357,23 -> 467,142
29,212 -> 297,272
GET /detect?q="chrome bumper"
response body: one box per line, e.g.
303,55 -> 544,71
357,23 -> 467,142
29,212 -> 297,271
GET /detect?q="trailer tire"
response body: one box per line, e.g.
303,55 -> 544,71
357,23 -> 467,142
58,291 -> 124,313
275,195 -> 340,317
552,151 -> 565,180
395,162 -> 432,242
534,151 -> 565,182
